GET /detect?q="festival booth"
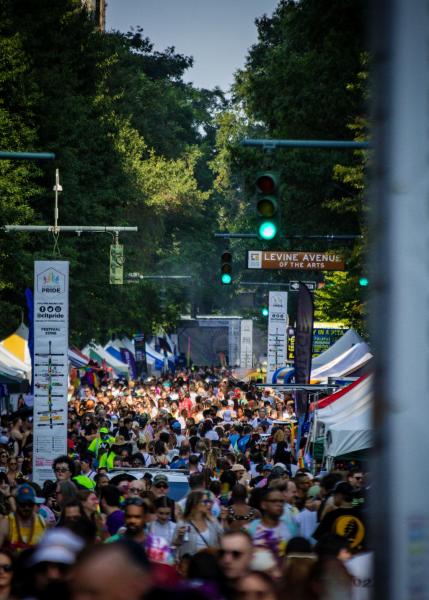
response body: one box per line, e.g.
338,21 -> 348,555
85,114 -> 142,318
273,328 -> 371,384
311,373 -> 373,468
310,342 -> 373,384
82,343 -> 129,378
0,324 -> 32,405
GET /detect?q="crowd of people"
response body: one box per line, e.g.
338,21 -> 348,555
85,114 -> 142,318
0,368 -> 371,599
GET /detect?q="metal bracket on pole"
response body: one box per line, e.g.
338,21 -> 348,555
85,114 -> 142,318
0,151 -> 56,160
241,138 -> 370,150
215,233 -> 258,239
254,383 -> 338,392
4,225 -> 138,233
126,274 -> 192,281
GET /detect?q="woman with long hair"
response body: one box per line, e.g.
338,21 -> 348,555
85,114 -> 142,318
77,489 -> 107,542
174,491 -> 223,558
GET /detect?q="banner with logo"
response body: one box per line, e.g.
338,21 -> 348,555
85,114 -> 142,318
267,292 -> 288,383
294,282 -> 314,417
240,320 -> 253,368
33,261 -> 69,485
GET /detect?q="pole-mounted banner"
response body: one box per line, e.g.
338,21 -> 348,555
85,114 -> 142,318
32,261 -> 69,485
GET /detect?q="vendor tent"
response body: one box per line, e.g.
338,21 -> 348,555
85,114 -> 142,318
0,324 -> 31,371
82,343 -> 129,377
273,328 -> 366,383
68,347 -> 90,368
311,328 -> 363,370
0,345 -> 30,378
310,342 -> 372,383
314,373 -> 373,460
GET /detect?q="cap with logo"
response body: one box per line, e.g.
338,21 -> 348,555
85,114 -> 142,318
153,474 -> 169,486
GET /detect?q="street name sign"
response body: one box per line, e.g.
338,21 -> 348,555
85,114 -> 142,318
247,250 -> 345,271
289,281 -> 316,292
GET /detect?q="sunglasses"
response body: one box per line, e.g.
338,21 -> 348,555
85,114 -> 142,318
55,467 -> 69,473
201,499 -> 212,505
18,501 -> 35,508
154,483 -> 168,489
219,549 -> 244,559
0,564 -> 12,573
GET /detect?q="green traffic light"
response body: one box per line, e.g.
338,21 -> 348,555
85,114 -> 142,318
359,277 -> 369,287
258,220 -> 277,241
221,273 -> 232,285
261,307 -> 269,317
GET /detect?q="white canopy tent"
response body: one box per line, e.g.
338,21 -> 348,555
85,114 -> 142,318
314,374 -> 373,463
82,343 -> 130,377
311,328 -> 364,369
0,345 -> 30,378
274,328 -> 368,383
310,342 -> 372,383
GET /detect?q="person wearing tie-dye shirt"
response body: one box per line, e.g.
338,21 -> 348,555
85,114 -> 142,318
246,488 -> 293,563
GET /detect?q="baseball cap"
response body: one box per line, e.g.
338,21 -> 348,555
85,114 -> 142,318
231,463 -> 245,472
16,483 -> 43,505
170,421 -> 181,432
262,464 -> 273,472
153,474 -> 169,486
99,427 -> 109,434
28,528 -> 84,566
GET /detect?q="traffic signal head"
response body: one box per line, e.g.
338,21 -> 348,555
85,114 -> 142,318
359,277 -> 369,287
255,171 -> 281,241
261,306 -> 269,317
221,250 -> 232,285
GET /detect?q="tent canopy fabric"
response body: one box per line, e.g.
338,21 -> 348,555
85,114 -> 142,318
68,348 -> 90,368
0,323 -> 31,370
315,374 -> 373,458
82,343 -> 129,377
311,328 -> 363,369
310,342 -> 372,384
0,345 -> 30,377
273,328 -> 366,384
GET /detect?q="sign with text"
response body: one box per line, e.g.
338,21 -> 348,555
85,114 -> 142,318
33,261 -> 69,485
287,326 -> 348,360
240,320 -> 253,369
247,250 -> 345,271
289,281 -> 316,292
267,291 -> 288,383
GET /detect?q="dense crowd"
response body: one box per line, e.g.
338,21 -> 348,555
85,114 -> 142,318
0,368 -> 371,599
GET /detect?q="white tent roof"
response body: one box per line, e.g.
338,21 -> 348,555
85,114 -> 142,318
316,374 -> 373,457
82,343 -> 129,376
311,328 -> 363,369
0,345 -> 30,377
311,342 -> 372,383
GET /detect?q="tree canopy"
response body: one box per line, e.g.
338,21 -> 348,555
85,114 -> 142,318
0,0 -> 369,344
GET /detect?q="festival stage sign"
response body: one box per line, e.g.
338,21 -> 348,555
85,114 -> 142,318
33,261 -> 69,485
247,251 -> 345,271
